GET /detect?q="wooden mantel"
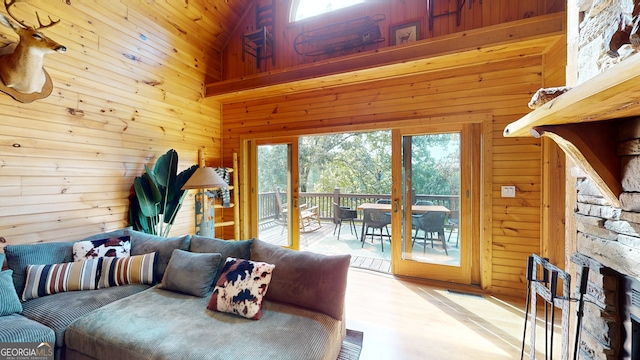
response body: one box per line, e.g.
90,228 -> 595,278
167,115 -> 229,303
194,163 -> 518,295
503,53 -> 640,207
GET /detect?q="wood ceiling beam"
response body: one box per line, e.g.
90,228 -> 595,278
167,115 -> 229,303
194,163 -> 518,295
205,12 -> 565,102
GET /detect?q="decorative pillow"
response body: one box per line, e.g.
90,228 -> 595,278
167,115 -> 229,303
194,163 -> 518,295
190,236 -> 253,282
250,238 -> 351,320
98,252 -> 157,288
77,228 -> 132,242
129,231 -> 190,283
21,258 -> 102,301
72,236 -> 131,262
4,242 -> 74,297
207,257 -> 275,320
0,270 -> 22,316
159,249 -> 222,297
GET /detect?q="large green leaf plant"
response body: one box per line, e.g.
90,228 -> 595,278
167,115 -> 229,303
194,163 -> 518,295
129,149 -> 198,237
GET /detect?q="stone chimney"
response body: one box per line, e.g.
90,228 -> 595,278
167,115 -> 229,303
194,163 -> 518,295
571,0 -> 640,358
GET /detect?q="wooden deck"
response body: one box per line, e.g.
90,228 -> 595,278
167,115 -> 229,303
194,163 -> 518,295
258,220 -> 460,273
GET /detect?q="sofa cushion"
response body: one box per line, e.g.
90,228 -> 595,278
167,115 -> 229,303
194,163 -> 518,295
72,235 -> 131,261
65,287 -> 345,360
0,314 -> 55,343
250,238 -> 351,320
189,235 -> 253,281
21,283 -> 151,347
98,253 -> 157,288
4,242 -> 74,298
159,249 -> 221,297
0,270 -> 22,316
22,258 -> 102,301
129,231 -> 190,283
207,258 -> 274,320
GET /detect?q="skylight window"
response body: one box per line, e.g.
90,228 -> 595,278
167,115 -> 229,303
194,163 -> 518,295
291,0 -> 365,22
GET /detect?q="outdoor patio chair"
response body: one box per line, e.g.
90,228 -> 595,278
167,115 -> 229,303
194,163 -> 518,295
361,208 -> 391,252
273,186 -> 321,233
376,198 -> 392,217
412,200 -> 434,235
445,210 -> 459,247
333,202 -> 358,240
412,211 -> 448,255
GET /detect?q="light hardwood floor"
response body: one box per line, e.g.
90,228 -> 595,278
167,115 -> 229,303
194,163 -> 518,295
345,268 -> 562,360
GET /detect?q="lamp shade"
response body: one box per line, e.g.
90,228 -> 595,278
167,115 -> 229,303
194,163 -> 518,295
181,167 -> 228,190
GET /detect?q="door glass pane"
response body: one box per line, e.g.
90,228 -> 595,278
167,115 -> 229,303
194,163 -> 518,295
257,144 -> 292,246
402,133 -> 461,266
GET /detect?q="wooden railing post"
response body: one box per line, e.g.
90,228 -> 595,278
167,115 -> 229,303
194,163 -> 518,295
333,187 -> 341,224
274,188 -> 280,220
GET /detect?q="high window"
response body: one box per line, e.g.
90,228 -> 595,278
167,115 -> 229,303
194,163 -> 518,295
290,0 -> 364,22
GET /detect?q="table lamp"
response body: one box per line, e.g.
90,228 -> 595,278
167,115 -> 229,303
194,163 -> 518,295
181,167 -> 228,237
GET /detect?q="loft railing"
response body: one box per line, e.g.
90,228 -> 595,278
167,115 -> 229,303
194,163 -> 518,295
258,189 -> 459,223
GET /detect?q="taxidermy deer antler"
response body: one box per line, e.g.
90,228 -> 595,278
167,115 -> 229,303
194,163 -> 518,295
0,0 -> 66,95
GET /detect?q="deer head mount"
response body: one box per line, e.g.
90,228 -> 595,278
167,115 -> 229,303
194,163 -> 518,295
0,0 -> 66,103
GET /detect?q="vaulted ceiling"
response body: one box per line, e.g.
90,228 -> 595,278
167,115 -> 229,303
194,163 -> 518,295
172,0 -> 252,53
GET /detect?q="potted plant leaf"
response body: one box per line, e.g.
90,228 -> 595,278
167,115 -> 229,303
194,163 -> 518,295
129,149 -> 198,237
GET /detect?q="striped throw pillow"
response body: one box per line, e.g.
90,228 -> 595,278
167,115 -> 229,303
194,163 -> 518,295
22,258 -> 102,301
98,252 -> 157,288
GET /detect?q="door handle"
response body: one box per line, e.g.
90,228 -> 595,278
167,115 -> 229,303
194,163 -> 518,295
393,200 -> 399,213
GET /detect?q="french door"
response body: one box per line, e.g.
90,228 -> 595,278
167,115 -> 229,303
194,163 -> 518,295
251,138 -> 302,250
390,124 -> 479,284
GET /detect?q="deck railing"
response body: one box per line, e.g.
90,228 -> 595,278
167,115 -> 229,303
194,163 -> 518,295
258,188 -> 459,223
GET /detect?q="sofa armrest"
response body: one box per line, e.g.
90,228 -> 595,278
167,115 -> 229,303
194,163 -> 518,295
250,239 -> 350,320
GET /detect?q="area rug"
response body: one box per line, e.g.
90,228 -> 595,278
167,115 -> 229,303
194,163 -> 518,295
337,329 -> 363,360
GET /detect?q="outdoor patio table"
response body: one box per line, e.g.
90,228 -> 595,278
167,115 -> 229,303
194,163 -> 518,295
356,203 -> 450,242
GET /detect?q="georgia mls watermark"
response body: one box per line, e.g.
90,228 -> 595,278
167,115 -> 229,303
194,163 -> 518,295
0,342 -> 53,360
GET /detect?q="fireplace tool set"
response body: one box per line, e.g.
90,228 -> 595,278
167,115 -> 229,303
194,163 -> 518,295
520,254 -> 589,360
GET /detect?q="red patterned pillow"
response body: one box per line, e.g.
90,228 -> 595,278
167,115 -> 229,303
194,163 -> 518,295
207,257 -> 275,320
22,258 -> 102,301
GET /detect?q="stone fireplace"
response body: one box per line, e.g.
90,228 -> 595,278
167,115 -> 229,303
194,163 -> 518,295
568,0 -> 640,359
503,0 -> 640,358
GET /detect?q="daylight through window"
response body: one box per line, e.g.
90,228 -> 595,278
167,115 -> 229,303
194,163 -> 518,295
291,0 -> 365,22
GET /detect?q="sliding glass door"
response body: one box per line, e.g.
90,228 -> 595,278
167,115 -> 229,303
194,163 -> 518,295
391,124 -> 477,283
253,139 -> 301,249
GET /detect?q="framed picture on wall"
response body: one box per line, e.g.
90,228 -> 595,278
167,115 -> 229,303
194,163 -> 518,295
389,19 -> 422,46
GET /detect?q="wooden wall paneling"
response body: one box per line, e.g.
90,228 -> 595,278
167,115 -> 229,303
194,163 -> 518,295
123,10 -> 222,82
542,35 -> 567,88
0,1 -> 222,246
541,138 -> 566,267
431,0 -> 446,37
501,0 -> 518,22
539,31 -> 567,268
51,2 -> 213,90
472,0 -> 483,28
489,0 -> 502,25
491,70 -> 543,295
519,0 -> 538,18
220,0 -> 564,80
210,19 -> 562,99
0,177 -> 20,196
220,55 -> 544,126
111,2 -> 223,81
